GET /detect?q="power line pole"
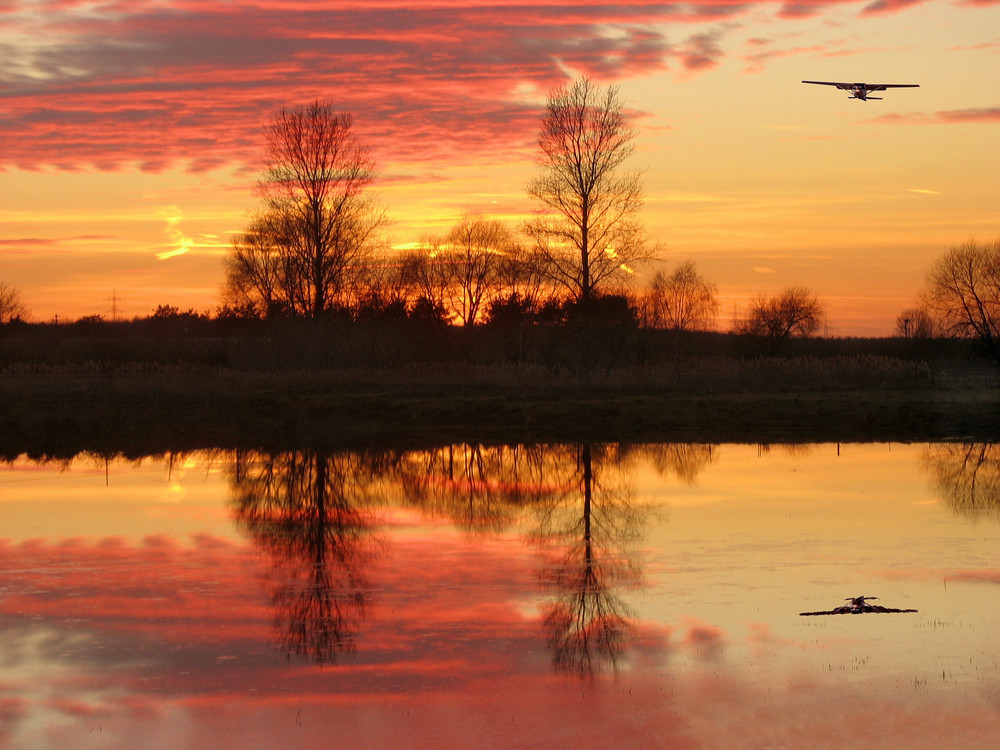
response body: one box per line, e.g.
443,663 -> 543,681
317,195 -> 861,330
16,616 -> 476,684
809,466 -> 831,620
104,289 -> 124,322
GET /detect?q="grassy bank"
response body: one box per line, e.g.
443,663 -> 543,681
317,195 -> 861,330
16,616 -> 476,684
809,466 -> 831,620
3,357 -> 998,458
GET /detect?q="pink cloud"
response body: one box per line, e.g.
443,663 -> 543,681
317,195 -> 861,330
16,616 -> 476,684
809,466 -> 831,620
0,1 -> 686,172
945,569 -> 1000,583
774,0 -> 864,18
867,108 -> 1000,125
0,238 -> 59,249
875,566 -> 1000,584
675,28 -> 731,72
775,0 -> 929,16
743,42 -> 826,72
861,0 -> 930,14
0,0 -> 943,172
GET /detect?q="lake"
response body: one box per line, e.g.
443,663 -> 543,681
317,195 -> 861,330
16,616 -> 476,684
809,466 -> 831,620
2,443 -> 999,749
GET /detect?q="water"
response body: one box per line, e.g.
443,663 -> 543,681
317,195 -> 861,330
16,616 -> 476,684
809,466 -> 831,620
2,443 -> 999,749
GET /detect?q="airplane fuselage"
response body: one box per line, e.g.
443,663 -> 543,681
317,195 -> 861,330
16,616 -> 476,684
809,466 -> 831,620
845,84 -> 884,100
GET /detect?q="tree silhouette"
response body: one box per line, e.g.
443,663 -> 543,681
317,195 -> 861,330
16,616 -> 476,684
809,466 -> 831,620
924,239 -> 1000,365
736,286 -> 824,353
225,102 -> 387,319
231,450 -> 383,665
895,307 -> 936,339
640,261 -> 719,332
405,215 -> 519,327
0,282 -> 26,324
524,76 -> 650,302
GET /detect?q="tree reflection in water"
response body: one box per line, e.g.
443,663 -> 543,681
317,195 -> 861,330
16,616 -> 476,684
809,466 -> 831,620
394,442 -> 661,676
229,443 -> 703,676
395,443 -> 551,533
230,450 -> 385,666
533,444 -> 649,677
629,443 -> 717,484
922,443 -> 1000,519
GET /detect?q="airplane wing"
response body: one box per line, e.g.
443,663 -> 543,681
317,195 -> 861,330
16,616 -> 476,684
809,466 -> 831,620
802,81 -> 919,91
801,81 -> 852,90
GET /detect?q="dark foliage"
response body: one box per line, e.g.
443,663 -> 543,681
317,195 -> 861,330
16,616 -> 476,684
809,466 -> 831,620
0,291 -> 990,375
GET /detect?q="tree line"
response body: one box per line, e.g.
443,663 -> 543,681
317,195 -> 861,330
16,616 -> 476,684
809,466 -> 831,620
221,80 -> 653,326
218,80 -> 829,353
201,79 -> 1000,366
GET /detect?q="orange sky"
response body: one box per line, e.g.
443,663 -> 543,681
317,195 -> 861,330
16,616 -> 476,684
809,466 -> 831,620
2,0 -> 999,335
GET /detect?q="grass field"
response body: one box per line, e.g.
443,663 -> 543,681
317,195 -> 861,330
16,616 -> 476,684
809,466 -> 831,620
2,357 -> 997,458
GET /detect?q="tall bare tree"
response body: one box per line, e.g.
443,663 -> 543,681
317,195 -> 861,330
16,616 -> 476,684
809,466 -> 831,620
924,239 -> 1000,364
642,261 -> 719,331
226,102 -> 386,319
524,77 -> 650,302
0,282 -> 26,324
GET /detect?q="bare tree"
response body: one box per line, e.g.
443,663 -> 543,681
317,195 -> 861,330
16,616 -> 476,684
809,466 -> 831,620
444,215 -> 517,326
498,244 -> 549,303
641,261 -> 719,331
524,76 -> 650,302
402,216 -> 523,326
400,244 -> 452,321
924,239 -> 1000,364
226,102 -> 387,319
894,307 -> 936,339
222,213 -> 287,317
0,282 -> 26,324
736,287 -> 823,348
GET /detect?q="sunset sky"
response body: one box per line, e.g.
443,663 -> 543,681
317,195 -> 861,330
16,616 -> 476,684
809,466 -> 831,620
2,0 -> 998,334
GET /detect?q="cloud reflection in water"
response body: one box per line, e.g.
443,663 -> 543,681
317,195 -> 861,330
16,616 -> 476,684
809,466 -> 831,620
2,443 -> 1000,749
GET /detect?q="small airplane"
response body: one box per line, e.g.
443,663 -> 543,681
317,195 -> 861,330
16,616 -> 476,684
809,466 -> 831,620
802,80 -> 919,101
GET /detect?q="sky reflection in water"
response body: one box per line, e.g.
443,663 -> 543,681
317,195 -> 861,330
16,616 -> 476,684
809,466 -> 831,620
2,443 -> 999,749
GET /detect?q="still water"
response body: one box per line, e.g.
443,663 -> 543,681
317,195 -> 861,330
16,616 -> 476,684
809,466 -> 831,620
2,443 -> 999,749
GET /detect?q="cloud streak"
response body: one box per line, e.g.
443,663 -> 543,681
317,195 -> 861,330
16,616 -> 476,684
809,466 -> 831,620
867,107 -> 1000,125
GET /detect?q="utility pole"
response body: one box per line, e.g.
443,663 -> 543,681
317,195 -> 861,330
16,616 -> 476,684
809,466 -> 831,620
104,289 -> 124,322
